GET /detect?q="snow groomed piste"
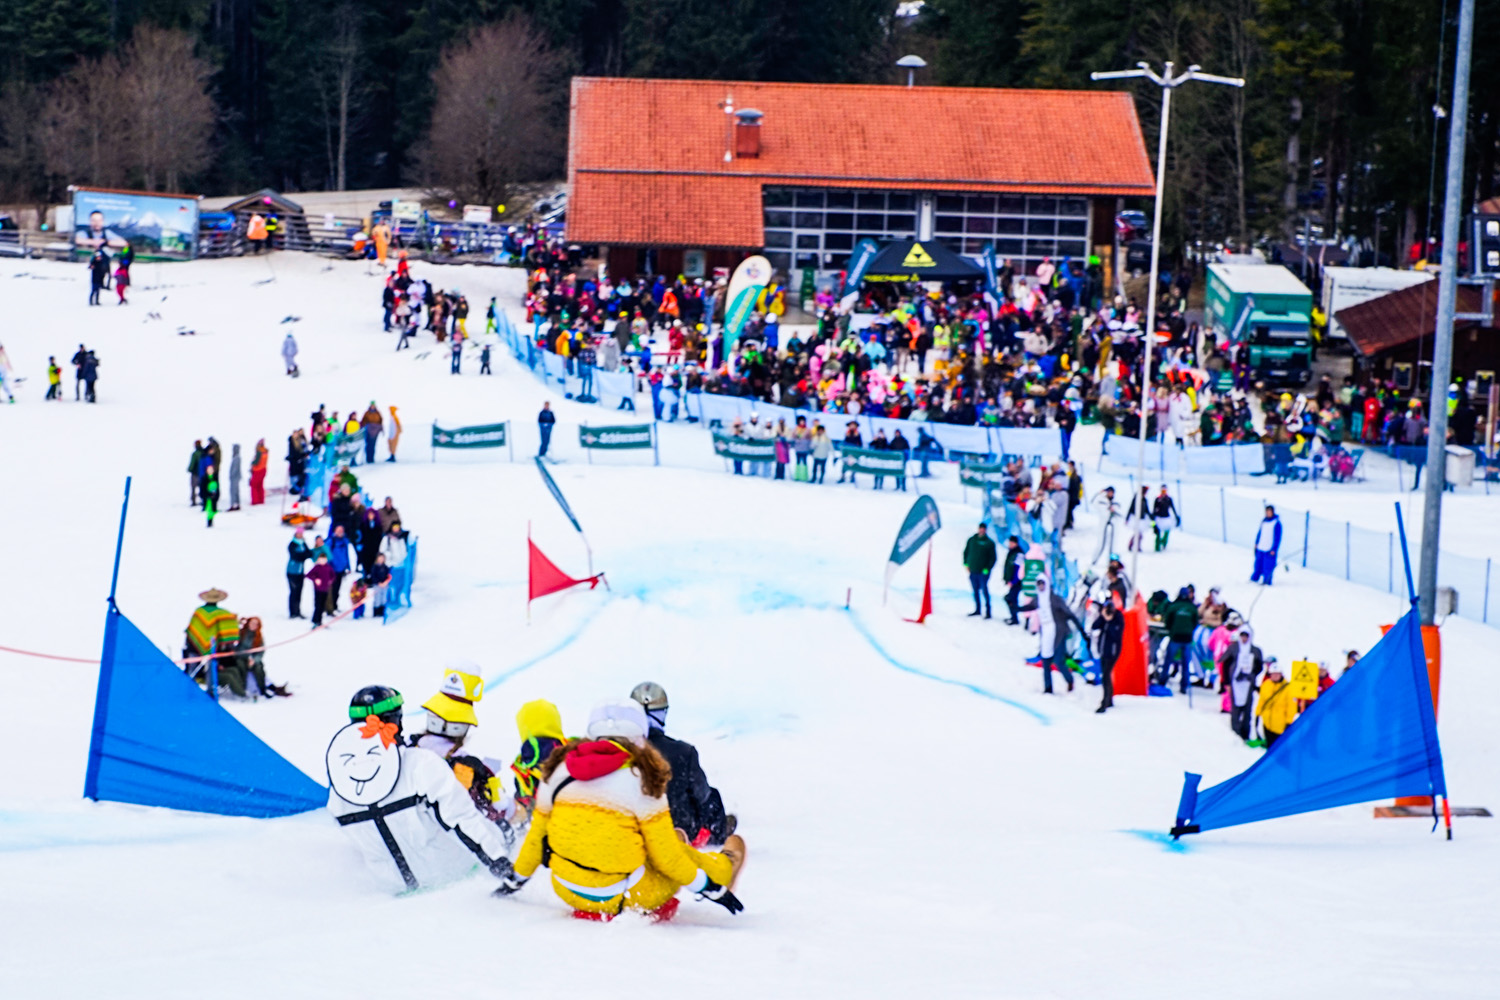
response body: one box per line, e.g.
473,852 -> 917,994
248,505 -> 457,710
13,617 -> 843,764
1,254 -> 1495,998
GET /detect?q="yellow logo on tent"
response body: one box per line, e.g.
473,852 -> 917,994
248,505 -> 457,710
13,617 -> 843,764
902,243 -> 936,268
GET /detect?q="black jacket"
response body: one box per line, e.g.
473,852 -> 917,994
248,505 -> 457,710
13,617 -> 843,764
648,728 -> 725,840
1092,611 -> 1125,664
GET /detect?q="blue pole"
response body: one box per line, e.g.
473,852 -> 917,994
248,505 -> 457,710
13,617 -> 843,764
1219,487 -> 1227,543
108,476 -> 132,607
1395,502 -> 1418,603
1302,510 -> 1310,568
1345,521 -> 1351,580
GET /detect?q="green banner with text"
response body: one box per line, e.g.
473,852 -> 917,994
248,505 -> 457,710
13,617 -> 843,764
579,424 -> 654,450
711,430 -> 776,461
432,422 -> 509,449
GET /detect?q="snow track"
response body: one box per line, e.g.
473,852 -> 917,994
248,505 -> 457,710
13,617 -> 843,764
0,254 -> 1495,998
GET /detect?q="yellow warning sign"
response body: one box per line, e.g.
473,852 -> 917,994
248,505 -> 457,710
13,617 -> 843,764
1289,659 -> 1320,700
902,242 -> 936,268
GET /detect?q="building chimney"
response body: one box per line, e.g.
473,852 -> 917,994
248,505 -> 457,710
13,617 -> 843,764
734,108 -> 763,159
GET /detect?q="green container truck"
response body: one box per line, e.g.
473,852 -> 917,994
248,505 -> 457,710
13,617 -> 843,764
1204,263 -> 1315,386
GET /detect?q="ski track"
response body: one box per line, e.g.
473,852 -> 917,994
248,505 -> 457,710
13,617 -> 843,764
0,253 -> 1495,999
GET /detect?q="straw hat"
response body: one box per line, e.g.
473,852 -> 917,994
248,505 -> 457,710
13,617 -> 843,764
198,588 -> 228,603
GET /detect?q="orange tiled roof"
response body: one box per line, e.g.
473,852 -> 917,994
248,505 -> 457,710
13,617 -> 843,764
566,77 -> 1155,246
567,173 -> 763,249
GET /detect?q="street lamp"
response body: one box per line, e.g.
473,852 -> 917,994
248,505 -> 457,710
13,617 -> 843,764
896,55 -> 927,88
1091,61 -> 1244,593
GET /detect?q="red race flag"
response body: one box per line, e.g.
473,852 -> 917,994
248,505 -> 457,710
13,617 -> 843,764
529,538 -> 603,604
905,546 -> 933,624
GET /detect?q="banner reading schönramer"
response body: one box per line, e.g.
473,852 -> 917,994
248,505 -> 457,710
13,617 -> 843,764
578,424 -> 654,449
432,422 -> 509,448
840,445 -> 907,476
711,430 -> 776,461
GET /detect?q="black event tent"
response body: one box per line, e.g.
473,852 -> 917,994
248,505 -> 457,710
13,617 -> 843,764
863,238 -> 983,282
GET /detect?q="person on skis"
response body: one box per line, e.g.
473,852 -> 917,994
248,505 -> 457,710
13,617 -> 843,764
325,686 -> 515,894
281,332 -> 299,376
497,701 -> 745,922
629,683 -> 736,847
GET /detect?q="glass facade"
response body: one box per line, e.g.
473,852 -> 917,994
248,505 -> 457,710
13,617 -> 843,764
762,187 -> 1093,278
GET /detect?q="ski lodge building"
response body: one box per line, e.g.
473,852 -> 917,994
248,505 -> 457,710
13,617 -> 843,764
564,76 -> 1156,286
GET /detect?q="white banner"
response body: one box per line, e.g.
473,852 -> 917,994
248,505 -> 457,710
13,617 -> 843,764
927,423 -> 993,455
995,427 -> 1063,457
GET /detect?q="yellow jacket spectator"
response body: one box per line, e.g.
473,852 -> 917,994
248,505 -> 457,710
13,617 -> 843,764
1256,665 -> 1298,747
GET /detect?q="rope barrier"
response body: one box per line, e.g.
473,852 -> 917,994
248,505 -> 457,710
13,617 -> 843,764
0,592 -> 376,668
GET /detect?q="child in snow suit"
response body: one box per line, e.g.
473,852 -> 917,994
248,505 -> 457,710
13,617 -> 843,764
307,554 -> 335,626
499,702 -> 744,921
366,554 -> 391,619
46,357 -> 61,400
203,465 -> 220,527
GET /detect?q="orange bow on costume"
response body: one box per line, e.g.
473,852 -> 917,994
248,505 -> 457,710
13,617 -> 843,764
358,715 -> 399,749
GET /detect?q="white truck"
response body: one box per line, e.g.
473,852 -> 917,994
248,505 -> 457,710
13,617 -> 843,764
1321,266 -> 1433,343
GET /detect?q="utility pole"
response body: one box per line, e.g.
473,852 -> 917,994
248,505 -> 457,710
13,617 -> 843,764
1419,0 -> 1476,625
1092,62 -> 1245,593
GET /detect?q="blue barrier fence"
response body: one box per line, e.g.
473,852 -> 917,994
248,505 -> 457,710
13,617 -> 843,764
1168,480 -> 1498,627
500,312 -> 1066,462
383,538 -> 418,625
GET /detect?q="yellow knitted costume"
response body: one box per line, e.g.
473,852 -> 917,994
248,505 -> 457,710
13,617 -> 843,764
513,740 -> 734,915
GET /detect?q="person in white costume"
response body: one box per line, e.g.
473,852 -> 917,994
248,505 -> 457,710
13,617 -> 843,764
325,685 -> 513,893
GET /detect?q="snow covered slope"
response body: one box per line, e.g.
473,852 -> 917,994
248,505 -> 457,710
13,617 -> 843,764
0,255 -> 1495,999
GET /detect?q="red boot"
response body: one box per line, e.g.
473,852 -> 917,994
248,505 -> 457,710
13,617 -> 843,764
646,897 -> 680,923
572,909 -> 614,923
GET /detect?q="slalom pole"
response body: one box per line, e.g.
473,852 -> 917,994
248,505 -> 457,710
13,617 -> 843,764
526,521 -> 532,625
1443,795 -> 1454,841
107,476 -> 132,608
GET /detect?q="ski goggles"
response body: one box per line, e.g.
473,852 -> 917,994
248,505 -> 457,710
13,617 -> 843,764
349,693 -> 403,720
425,712 -> 472,739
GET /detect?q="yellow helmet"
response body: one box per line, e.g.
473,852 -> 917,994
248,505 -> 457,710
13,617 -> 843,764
422,667 -> 484,727
515,698 -> 565,742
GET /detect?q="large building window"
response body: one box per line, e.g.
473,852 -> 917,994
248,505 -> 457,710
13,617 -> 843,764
931,194 -> 1090,274
762,187 -> 1092,278
762,186 -> 917,275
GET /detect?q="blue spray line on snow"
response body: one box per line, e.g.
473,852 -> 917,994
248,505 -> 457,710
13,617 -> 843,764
1122,829 -> 1191,853
486,600 -> 609,688
844,610 -> 1051,726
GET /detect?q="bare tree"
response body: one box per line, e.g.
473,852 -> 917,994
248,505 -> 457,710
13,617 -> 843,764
120,25 -> 217,191
318,2 -> 362,191
411,12 -> 565,208
38,55 -> 131,189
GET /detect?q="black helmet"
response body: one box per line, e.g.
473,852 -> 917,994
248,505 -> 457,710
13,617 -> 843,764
349,685 -> 404,725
